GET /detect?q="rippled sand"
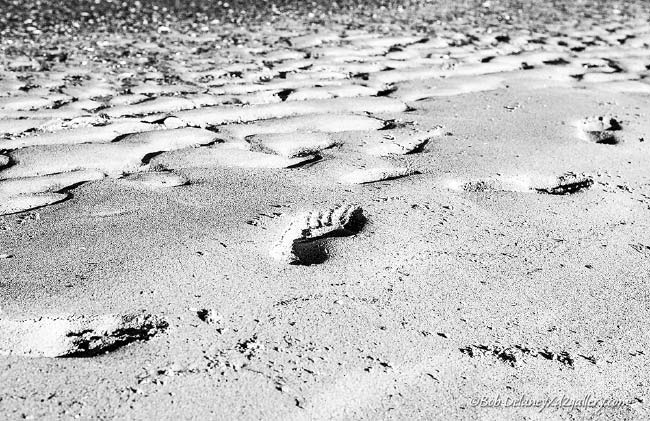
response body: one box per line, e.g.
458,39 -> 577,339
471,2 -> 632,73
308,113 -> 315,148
1,1 -> 650,419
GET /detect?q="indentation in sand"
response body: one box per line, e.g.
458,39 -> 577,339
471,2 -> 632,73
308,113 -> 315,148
270,204 -> 365,264
534,172 -> 594,195
575,116 -> 624,144
446,172 -> 593,195
0,312 -> 167,357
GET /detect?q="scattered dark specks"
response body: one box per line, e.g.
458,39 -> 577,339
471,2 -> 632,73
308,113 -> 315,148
461,344 -> 574,367
236,335 -> 262,359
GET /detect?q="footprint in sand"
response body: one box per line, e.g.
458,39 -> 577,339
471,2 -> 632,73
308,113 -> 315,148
534,172 -> 594,195
0,312 -> 167,357
574,116 -> 624,144
270,204 -> 366,265
446,172 -> 593,195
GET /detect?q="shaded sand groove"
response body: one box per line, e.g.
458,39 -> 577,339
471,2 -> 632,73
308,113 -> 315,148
0,313 -> 167,357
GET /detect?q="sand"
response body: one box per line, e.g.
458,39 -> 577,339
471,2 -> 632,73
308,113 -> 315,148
1,0 -> 650,419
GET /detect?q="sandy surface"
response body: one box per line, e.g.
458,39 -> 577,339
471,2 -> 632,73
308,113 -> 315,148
1,0 -> 650,419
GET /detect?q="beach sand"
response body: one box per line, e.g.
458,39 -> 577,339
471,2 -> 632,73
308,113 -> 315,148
1,0 -> 650,419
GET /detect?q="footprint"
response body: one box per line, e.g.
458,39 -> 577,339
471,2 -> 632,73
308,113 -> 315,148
446,172 -> 593,195
270,204 -> 365,265
446,178 -> 528,193
534,172 -> 594,195
0,312 -> 167,357
574,116 -> 623,144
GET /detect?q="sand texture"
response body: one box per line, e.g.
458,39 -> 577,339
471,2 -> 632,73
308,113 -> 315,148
1,0 -> 650,419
